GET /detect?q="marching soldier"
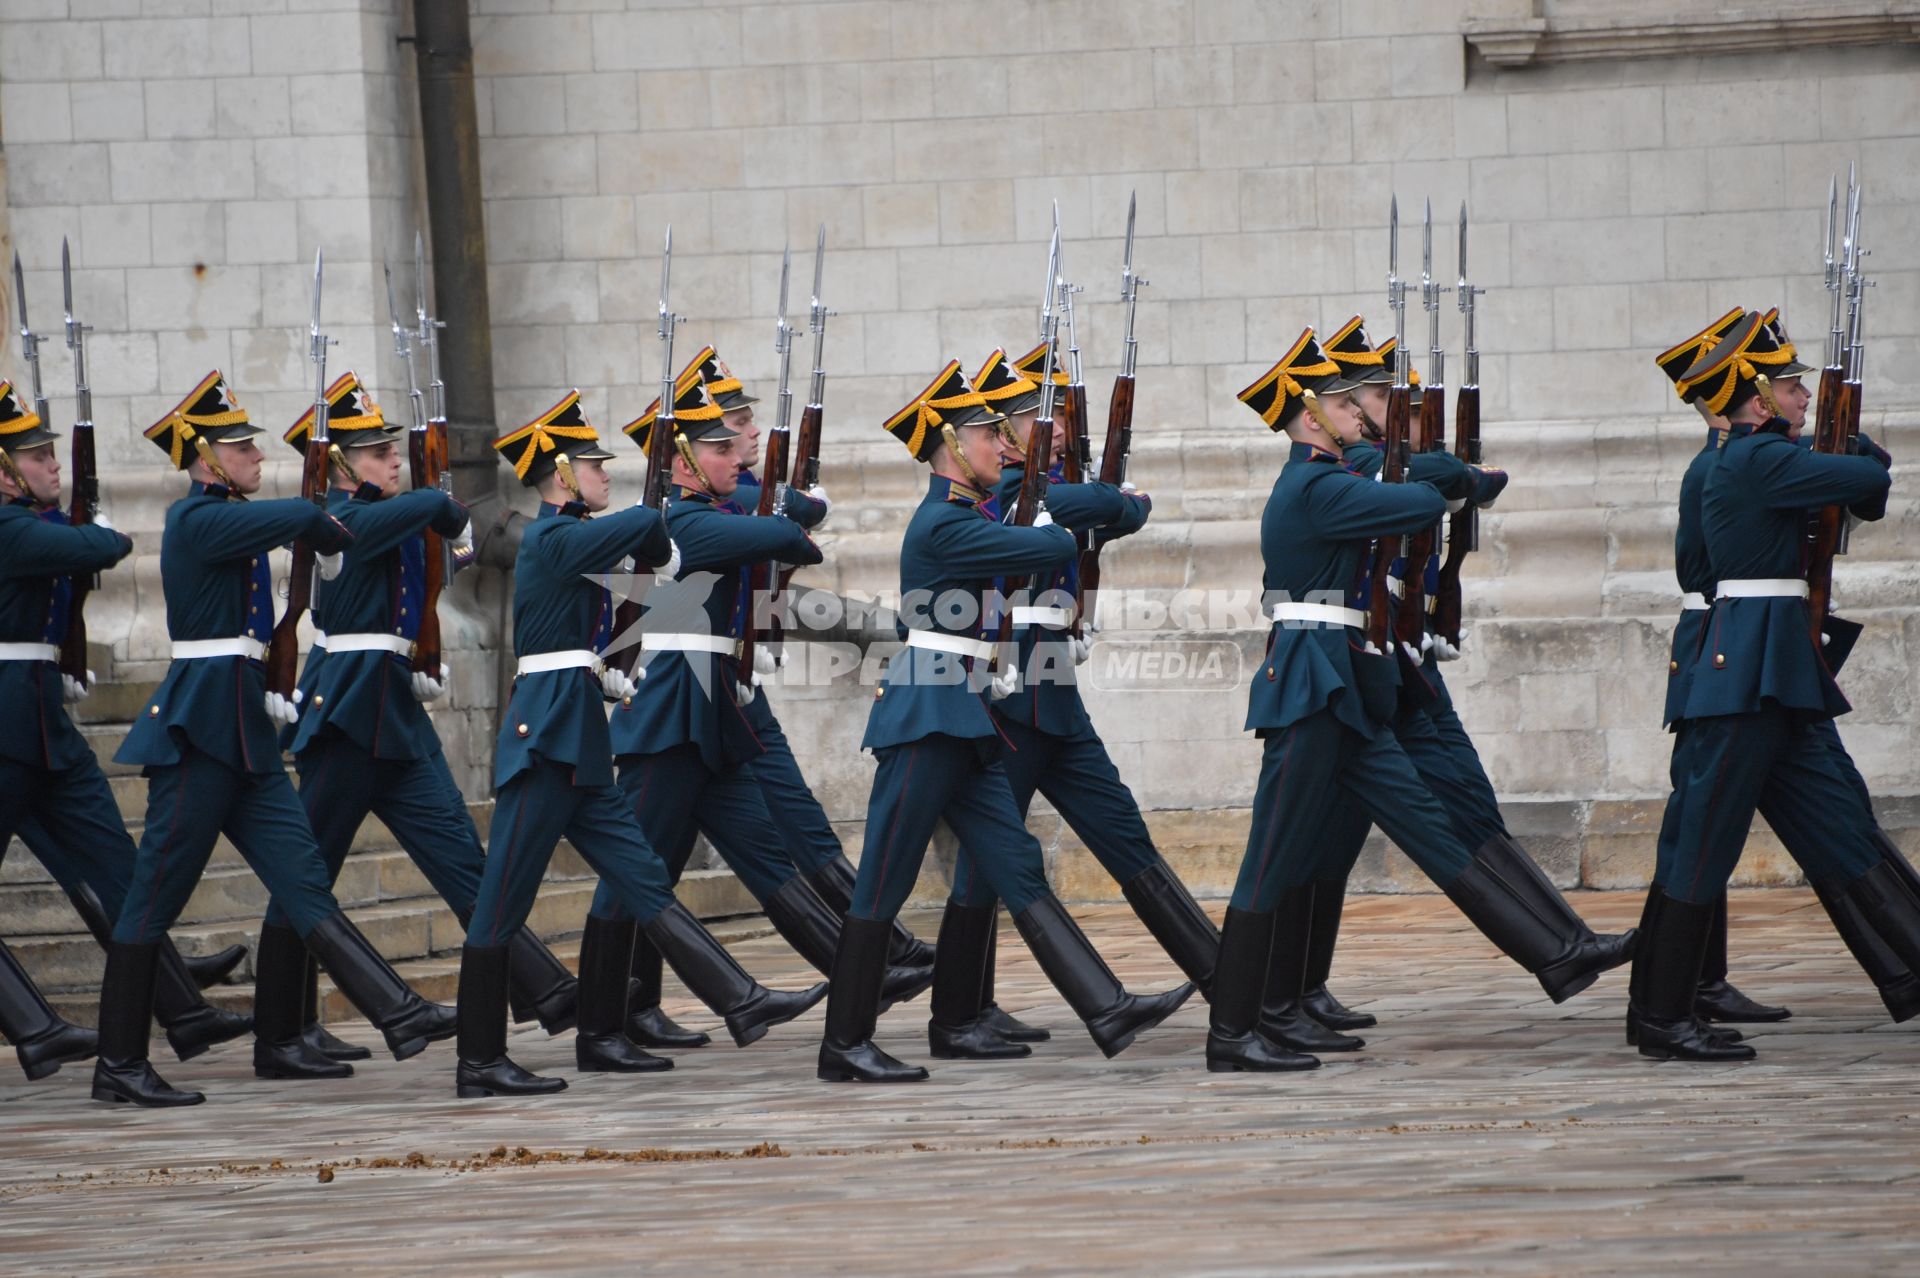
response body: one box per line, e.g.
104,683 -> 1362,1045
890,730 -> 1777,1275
248,372 -> 580,1083
587,356 -> 927,1075
0,382 -> 244,1082
1281,321 -> 1629,1050
816,361 -> 1192,1083
1650,310 -> 1918,1038
925,344 -> 1213,1061
455,394 -> 825,1097
1638,312 -> 1914,1060
1219,331 -> 1631,1072
98,372 -> 460,1106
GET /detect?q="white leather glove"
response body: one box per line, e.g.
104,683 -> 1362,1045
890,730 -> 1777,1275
317,551 -> 344,581
989,662 -> 1018,701
806,485 -> 832,518
411,663 -> 449,703
1444,497 -> 1467,515
1419,631 -> 1434,653
754,645 -> 777,678
654,539 -> 683,583
1032,510 -> 1055,529
264,690 -> 299,725
599,665 -> 639,701
62,670 -> 95,703
732,677 -> 757,707
451,520 -> 474,555
1119,481 -> 1138,495
1069,635 -> 1092,666
93,511 -> 117,533
1433,631 -> 1465,662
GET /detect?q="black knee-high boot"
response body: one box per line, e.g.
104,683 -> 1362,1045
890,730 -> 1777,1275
1261,885 -> 1364,1052
976,909 -> 1050,1042
763,876 -> 934,1011
507,927 -> 580,1035
1842,861 -> 1920,986
926,901 -> 1028,1060
817,916 -> 930,1083
1633,891 -> 1755,1062
90,941 -> 203,1106
1811,873 -> 1920,1022
0,937 -> 96,1081
643,902 -> 826,1047
151,940 -> 253,1062
625,929 -> 712,1048
252,923 -> 351,1079
1208,907 -> 1318,1073
1011,895 -> 1195,1059
455,944 -> 566,1098
1300,874 -> 1375,1030
1693,892 -> 1790,1023
65,880 -> 246,990
1444,843 -> 1635,1003
298,949 -> 373,1060
1119,857 -> 1220,999
301,913 -> 456,1061
1624,889 -> 1741,1046
574,914 -> 669,1073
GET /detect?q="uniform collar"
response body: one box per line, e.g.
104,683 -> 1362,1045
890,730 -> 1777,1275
1706,426 -> 1729,450
537,499 -> 589,520
1726,416 -> 1789,441
672,484 -> 717,506
6,495 -> 34,509
190,480 -> 234,500
929,472 -> 985,505
1288,441 -> 1344,465
336,481 -> 385,502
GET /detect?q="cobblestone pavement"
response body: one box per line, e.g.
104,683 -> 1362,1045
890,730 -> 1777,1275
5,891 -> 1919,1276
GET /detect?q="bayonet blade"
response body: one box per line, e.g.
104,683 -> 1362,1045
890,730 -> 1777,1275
1389,195 -> 1400,278
11,251 -> 27,340
1121,190 -> 1137,284
384,261 -> 400,333
61,238 -> 74,323
1421,198 -> 1433,292
1457,201 -> 1468,287
811,223 -> 826,307
414,230 -> 428,327
777,247 -> 792,328
311,248 -> 324,333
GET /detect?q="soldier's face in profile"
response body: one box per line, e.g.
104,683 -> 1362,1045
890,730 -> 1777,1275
1354,384 -> 1389,438
1322,391 -> 1367,445
694,437 -> 742,498
724,407 -> 759,467
958,422 -> 1003,487
349,441 -> 403,498
1772,376 -> 1811,434
1001,410 -> 1038,463
213,439 -> 264,494
2,442 -> 61,505
571,457 -> 612,511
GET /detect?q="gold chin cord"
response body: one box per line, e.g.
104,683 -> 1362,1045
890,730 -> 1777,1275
553,452 -> 581,503
940,423 -> 982,489
1301,387 -> 1338,438
0,444 -> 29,496
327,443 -> 354,487
673,433 -> 717,498
1753,371 -> 1782,420
188,433 -> 240,497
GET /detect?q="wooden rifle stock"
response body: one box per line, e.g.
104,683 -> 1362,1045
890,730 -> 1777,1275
266,439 -> 331,698
1806,363 -> 1859,646
409,419 -> 449,674
1396,388 -> 1445,649
58,422 -> 98,681
737,428 -> 790,686
1076,373 -> 1135,620
1367,385 -> 1410,651
1432,383 -> 1479,647
776,401 -> 824,596
995,424 -> 1055,653
609,410 -> 680,679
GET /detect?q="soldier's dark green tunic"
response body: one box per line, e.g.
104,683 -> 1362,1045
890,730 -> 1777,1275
1234,442 -> 1467,911
1658,419 -> 1889,902
110,483 -> 355,942
595,484 -> 821,916
466,500 -> 681,946
263,484 -> 481,933
849,473 -> 1080,922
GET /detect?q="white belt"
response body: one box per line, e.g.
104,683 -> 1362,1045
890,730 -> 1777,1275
642,633 -> 737,655
1679,592 -> 1710,611
1270,602 -> 1365,629
0,642 -> 59,663
906,630 -> 996,661
172,637 -> 267,661
515,649 -> 604,677
1716,578 -> 1810,599
1011,606 -> 1074,628
312,631 -> 413,656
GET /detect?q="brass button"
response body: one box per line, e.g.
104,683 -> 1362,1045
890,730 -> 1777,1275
1266,667 -> 1276,681
313,694 -> 324,706
148,705 -> 160,717
874,687 -> 885,700
1669,660 -> 1679,673
400,607 -> 408,616
621,696 -> 632,708
1713,653 -> 1726,668
516,723 -> 530,737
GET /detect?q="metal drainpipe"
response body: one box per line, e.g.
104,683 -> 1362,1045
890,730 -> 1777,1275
406,1 -> 518,729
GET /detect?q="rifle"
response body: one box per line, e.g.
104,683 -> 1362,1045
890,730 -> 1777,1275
1078,191 -> 1147,632
1808,172 -> 1867,646
1433,202 -> 1484,651
777,225 -> 832,598
609,226 -> 684,679
1368,198 -> 1411,654
994,214 -> 1063,666
265,250 -> 336,703
738,246 -> 796,688
1397,201 -> 1449,652
9,250 -> 52,502
405,232 -> 453,677
58,239 -> 99,683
